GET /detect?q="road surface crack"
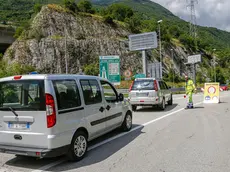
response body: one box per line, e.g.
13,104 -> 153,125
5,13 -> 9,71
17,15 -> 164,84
186,133 -> 195,139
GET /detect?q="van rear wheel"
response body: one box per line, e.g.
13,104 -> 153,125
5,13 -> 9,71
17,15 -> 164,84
67,131 -> 88,162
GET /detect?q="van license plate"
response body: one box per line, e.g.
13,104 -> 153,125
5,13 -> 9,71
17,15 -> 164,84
8,123 -> 29,130
136,93 -> 149,97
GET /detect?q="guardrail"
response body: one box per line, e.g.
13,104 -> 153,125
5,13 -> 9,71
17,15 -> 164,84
114,87 -> 202,94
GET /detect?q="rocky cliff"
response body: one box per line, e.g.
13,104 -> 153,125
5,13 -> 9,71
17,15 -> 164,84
3,5 -> 144,74
3,4 -> 198,78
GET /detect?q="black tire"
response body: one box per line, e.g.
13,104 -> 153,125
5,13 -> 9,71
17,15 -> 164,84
159,98 -> 166,110
167,94 -> 173,105
132,105 -> 137,111
67,130 -> 88,162
121,112 -> 132,132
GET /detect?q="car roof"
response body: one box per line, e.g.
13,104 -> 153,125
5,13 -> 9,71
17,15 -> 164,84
134,78 -> 162,81
0,74 -> 109,82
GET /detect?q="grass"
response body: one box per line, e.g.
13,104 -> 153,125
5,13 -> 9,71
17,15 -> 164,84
171,38 -> 184,47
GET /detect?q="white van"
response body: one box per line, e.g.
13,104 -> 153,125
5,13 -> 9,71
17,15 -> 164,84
0,74 -> 132,161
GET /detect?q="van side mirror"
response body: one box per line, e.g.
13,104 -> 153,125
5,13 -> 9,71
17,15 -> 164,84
118,93 -> 124,101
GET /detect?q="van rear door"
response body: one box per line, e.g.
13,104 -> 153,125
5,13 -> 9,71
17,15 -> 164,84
0,79 -> 49,149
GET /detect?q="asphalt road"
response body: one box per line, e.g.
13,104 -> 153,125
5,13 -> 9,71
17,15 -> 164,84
0,91 -> 230,172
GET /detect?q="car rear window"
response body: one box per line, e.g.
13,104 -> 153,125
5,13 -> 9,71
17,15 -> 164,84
131,80 -> 155,90
0,80 -> 45,111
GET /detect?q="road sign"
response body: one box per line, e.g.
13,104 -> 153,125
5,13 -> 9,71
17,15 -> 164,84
135,73 -> 146,79
147,62 -> 162,79
203,83 -> 220,104
188,54 -> 201,64
124,69 -> 132,80
99,56 -> 121,85
128,32 -> 158,51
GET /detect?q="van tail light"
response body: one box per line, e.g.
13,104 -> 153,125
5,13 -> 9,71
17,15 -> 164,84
46,94 -> 56,128
129,81 -> 134,92
154,80 -> 158,91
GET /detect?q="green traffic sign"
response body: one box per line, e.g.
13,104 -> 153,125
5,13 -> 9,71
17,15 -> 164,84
99,56 -> 121,85
135,73 -> 146,79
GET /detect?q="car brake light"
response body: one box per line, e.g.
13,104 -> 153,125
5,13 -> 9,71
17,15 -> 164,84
129,81 -> 134,92
14,75 -> 22,80
46,94 -> 56,128
154,80 -> 158,91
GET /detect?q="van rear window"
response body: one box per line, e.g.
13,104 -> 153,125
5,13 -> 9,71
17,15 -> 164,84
131,80 -> 155,90
0,80 -> 45,111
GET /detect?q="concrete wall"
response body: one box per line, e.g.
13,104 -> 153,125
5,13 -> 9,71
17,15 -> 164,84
0,28 -> 15,53
0,29 -> 15,44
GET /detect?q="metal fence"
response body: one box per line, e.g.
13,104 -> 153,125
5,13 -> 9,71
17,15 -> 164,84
115,87 -> 201,94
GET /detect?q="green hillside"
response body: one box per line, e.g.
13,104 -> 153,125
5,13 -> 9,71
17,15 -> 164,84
1,0 -> 230,51
92,0 -> 230,51
0,0 -> 229,83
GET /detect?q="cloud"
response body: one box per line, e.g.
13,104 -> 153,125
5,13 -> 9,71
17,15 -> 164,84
151,0 -> 230,31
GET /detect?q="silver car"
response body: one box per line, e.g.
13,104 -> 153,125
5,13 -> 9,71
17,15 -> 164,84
129,78 -> 173,111
0,74 -> 132,161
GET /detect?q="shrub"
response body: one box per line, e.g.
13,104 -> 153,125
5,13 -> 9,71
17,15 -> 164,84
103,15 -> 114,24
14,27 -> 24,38
77,0 -> 93,13
63,0 -> 78,13
33,3 -> 42,14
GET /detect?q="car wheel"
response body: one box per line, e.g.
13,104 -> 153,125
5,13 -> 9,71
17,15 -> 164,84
67,131 -> 88,162
160,98 -> 166,110
121,112 -> 132,132
132,105 -> 137,111
167,94 -> 173,105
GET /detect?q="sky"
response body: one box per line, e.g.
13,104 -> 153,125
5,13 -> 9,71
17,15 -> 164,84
151,0 -> 230,32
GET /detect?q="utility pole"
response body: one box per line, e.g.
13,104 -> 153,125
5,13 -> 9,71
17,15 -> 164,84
64,25 -> 68,74
158,20 -> 163,64
171,49 -> 174,88
158,20 -> 163,79
213,49 -> 216,82
187,0 -> 198,48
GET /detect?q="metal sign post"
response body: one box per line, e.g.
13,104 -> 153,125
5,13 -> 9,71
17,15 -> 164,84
147,62 -> 162,79
142,50 -> 147,76
129,32 -> 158,78
186,54 -> 202,86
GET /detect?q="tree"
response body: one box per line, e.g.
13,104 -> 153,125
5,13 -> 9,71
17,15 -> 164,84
196,71 -> 205,84
77,0 -> 94,13
103,15 -> 114,24
215,67 -> 226,84
33,3 -> 42,14
14,27 -> 24,38
63,0 -> 78,13
125,14 -> 141,33
105,4 -> 134,22
0,60 -> 35,78
83,63 -> 99,76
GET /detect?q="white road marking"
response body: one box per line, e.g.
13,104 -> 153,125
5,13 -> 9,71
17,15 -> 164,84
31,101 -> 203,172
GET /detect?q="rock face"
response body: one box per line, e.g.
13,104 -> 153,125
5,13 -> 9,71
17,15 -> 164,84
3,4 -> 201,78
4,5 -> 142,74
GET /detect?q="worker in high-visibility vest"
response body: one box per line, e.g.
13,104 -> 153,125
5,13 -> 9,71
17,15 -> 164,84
185,75 -> 196,107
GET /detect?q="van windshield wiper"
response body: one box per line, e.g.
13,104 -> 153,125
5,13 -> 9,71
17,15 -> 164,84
9,107 -> 19,117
